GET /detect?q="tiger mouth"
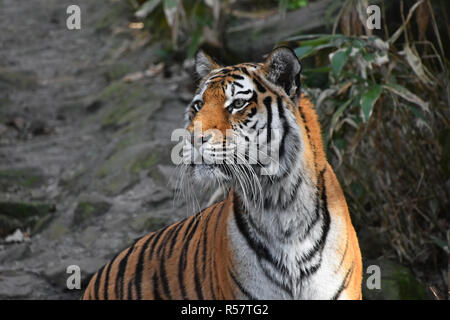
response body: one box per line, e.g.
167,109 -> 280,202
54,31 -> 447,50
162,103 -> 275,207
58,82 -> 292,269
191,163 -> 231,180
191,162 -> 261,183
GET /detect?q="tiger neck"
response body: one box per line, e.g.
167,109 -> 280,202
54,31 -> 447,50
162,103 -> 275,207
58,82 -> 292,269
228,152 -> 327,298
232,145 -> 321,242
232,168 -> 320,243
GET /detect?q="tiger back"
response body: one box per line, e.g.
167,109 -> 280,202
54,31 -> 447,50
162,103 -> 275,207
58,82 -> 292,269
82,47 -> 362,300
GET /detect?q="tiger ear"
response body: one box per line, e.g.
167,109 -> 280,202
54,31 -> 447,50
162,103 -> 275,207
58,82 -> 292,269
195,50 -> 221,78
263,46 -> 302,102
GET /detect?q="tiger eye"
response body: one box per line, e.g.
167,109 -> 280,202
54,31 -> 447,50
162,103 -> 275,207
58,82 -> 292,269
193,100 -> 204,111
233,99 -> 246,109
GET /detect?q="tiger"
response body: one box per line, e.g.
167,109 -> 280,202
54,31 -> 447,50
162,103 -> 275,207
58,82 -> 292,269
82,46 -> 362,300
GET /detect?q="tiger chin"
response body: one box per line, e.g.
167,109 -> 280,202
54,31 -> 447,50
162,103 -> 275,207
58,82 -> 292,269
82,47 -> 362,300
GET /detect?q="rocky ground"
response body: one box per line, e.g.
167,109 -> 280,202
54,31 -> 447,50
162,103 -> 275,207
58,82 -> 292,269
0,0 -> 211,299
0,0 -> 431,300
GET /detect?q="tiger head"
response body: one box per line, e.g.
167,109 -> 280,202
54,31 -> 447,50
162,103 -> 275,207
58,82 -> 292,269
183,47 -> 316,205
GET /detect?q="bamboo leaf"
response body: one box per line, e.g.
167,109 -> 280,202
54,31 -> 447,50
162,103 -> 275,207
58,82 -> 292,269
163,0 -> 178,26
330,48 -> 351,76
402,45 -> 436,87
330,98 -> 354,133
135,0 -> 162,18
360,85 -> 382,121
383,83 -> 429,112
294,46 -> 314,59
388,0 -> 424,45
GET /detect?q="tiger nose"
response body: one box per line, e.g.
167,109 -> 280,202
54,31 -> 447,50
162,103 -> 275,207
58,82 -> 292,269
191,133 -> 213,149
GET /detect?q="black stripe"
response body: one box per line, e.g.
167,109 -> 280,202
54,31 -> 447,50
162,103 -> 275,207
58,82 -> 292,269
298,257 -> 322,280
152,273 -> 163,299
158,245 -> 172,299
337,232 -> 349,269
210,203 -> 225,300
193,234 -> 204,299
209,74 -> 224,81
253,78 -> 267,93
260,261 -> 294,297
228,268 -> 256,300
127,280 -> 133,299
103,256 -> 117,300
202,205 -> 219,275
263,96 -> 272,142
93,264 -> 105,300
298,192 -> 321,242
233,195 -> 281,270
231,74 -> 244,80
133,234 -> 156,299
148,225 -> 170,259
168,221 -> 185,257
297,169 -> 330,265
331,263 -> 355,300
277,96 -> 289,160
281,174 -> 302,210
102,261 -> 115,300
115,246 -> 134,299
178,216 -> 203,299
156,224 -> 179,256
298,104 -> 317,170
240,67 -> 250,76
236,89 -> 251,95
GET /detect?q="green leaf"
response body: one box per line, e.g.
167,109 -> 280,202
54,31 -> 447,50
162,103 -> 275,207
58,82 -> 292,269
383,83 -> 429,112
135,0 -> 162,18
163,0 -> 177,8
430,236 -> 449,254
362,51 -> 376,62
331,48 -> 350,76
286,33 -> 346,43
360,85 -> 382,121
406,105 -> 425,121
294,46 -> 314,59
330,98 -> 354,129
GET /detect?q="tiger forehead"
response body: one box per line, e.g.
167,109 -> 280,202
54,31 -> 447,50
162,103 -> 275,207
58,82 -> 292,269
197,63 -> 263,100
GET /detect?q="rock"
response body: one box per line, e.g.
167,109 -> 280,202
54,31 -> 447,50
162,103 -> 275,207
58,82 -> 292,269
6,116 -> 26,131
0,243 -> 31,263
0,123 -> 8,135
363,258 -> 429,300
0,167 -> 46,191
85,100 -> 103,113
77,225 -> 100,248
103,63 -> 132,82
0,201 -> 55,237
129,214 -> 169,233
0,67 -> 37,90
4,229 -> 30,243
0,272 -> 35,298
29,119 -> 51,135
44,221 -> 68,241
72,201 -> 111,228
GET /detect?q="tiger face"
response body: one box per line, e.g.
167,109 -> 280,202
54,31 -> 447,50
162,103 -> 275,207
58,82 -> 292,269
183,47 -> 303,202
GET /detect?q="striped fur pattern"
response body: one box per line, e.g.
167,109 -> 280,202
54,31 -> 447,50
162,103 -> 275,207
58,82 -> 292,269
83,47 -> 362,300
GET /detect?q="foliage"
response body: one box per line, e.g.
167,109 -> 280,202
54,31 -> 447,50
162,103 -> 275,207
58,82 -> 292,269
129,0 -> 309,58
289,0 -> 448,296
